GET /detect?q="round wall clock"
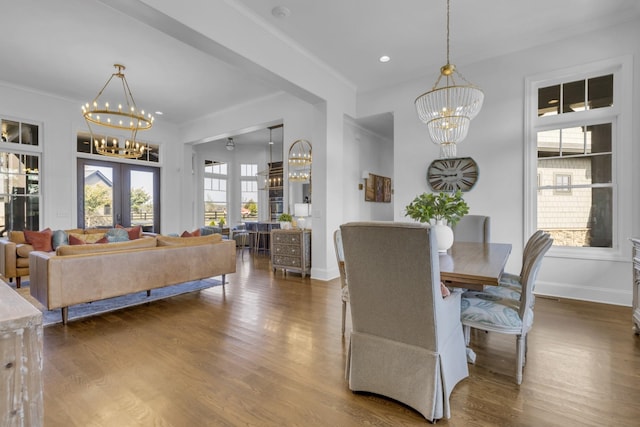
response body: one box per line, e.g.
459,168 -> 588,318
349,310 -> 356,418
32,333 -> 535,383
426,157 -> 479,192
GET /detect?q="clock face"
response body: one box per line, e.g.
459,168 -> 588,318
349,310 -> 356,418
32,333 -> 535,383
427,157 -> 479,192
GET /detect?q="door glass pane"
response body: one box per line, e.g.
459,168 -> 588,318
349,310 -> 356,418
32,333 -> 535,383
84,165 -> 114,228
130,170 -> 154,230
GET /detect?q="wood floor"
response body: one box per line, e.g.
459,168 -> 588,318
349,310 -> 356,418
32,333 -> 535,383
35,254 -> 640,426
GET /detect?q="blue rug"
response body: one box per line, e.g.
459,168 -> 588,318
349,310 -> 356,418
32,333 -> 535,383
16,278 -> 222,326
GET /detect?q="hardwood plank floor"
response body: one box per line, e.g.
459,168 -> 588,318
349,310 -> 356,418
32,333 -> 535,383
32,254 -> 640,426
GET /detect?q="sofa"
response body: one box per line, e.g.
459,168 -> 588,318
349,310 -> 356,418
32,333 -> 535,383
28,233 -> 236,324
0,228 -> 117,288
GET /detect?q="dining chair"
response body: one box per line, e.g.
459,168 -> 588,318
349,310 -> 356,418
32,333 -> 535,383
341,221 -> 468,422
452,215 -> 490,243
485,230 -> 549,301
333,229 -> 349,336
460,236 -> 553,384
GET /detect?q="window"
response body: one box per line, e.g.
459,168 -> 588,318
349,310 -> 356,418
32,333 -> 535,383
76,131 -> 160,163
240,163 -> 258,220
0,118 -> 41,233
526,57 -> 631,255
204,160 -> 227,226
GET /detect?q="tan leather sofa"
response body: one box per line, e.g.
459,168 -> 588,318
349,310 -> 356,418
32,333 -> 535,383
0,228 -> 105,288
28,234 -> 236,324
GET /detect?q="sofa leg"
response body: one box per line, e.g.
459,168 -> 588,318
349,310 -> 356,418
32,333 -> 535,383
147,290 -> 151,297
61,307 -> 69,325
221,274 -> 226,292
16,277 -> 21,289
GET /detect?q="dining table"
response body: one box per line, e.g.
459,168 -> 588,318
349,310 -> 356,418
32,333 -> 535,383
438,241 -> 512,291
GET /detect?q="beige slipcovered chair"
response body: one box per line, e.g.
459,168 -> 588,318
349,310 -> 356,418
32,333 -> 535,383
452,214 -> 490,243
461,236 -> 552,384
333,229 -> 349,336
340,221 -> 468,422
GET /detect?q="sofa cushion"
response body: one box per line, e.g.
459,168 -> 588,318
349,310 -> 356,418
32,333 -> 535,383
157,234 -> 222,246
180,229 -> 202,237
105,227 -> 130,242
16,256 -> 30,268
52,230 -> 69,250
116,224 -> 142,240
56,236 -> 157,256
24,228 -> 53,252
8,231 -> 26,244
69,232 -> 106,244
16,244 -> 34,258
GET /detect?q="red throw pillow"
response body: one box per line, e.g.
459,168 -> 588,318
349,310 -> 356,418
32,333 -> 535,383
68,234 -> 86,245
95,236 -> 109,244
180,229 -> 201,237
116,224 -> 142,240
24,228 -> 53,252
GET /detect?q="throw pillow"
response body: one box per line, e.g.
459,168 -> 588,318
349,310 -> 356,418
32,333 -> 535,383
52,230 -> 69,250
180,229 -> 201,237
68,234 -> 86,245
24,228 -> 53,252
95,236 -> 110,244
440,282 -> 451,298
116,224 -> 142,240
105,227 -> 130,243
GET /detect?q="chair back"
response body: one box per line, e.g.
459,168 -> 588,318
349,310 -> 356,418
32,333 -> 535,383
333,229 -> 347,288
245,222 -> 257,232
340,221 -> 442,349
518,236 -> 553,321
452,215 -> 490,243
519,230 -> 548,277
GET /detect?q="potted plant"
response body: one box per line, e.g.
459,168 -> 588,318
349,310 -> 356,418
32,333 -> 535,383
404,190 -> 469,252
278,213 -> 293,230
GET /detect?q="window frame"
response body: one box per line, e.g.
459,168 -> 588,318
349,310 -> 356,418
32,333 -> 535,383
524,56 -> 632,261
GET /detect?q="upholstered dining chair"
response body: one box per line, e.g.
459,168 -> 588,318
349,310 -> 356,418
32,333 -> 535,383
340,221 -> 468,422
333,229 -> 349,336
452,215 -> 490,243
485,230 -> 550,301
460,236 -> 553,384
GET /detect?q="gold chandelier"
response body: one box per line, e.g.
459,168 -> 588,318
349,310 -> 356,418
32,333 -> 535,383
414,0 -> 483,158
82,64 -> 154,159
288,139 -> 312,182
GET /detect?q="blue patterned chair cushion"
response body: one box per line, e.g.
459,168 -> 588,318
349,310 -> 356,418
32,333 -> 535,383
498,272 -> 522,288
461,291 -> 533,334
484,285 -> 522,301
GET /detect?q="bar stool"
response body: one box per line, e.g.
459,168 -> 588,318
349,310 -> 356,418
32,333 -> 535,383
244,222 -> 258,252
255,222 -> 271,255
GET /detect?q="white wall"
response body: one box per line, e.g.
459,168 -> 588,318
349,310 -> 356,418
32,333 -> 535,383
342,117 -> 394,222
357,19 -> 640,306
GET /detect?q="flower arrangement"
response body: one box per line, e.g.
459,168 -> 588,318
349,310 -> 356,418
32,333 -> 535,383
404,190 -> 469,226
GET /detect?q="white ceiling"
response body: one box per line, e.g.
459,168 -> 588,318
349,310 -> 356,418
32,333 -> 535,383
3,0 -> 639,142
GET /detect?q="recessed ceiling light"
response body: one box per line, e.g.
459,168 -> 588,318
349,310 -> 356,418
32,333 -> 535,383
272,6 -> 291,18
155,111 -> 164,115
379,55 -> 391,63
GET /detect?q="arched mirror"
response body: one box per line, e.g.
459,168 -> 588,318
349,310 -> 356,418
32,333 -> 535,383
288,139 -> 312,228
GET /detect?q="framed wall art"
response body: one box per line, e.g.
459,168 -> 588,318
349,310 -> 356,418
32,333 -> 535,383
365,173 -> 392,203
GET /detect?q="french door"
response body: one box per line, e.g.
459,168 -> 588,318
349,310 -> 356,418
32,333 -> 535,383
77,159 -> 160,232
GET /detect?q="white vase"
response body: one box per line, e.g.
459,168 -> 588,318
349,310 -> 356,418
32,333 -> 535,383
433,220 -> 454,253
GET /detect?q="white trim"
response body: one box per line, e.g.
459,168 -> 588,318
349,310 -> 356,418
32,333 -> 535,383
534,279 -> 632,307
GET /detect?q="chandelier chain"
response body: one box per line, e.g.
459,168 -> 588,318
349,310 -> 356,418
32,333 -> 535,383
446,0 -> 450,66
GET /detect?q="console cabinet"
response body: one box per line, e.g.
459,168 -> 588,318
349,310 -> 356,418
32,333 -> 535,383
631,238 -> 640,334
271,229 -> 311,278
0,282 -> 43,426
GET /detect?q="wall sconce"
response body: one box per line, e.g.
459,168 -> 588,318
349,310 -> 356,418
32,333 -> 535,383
359,170 -> 369,190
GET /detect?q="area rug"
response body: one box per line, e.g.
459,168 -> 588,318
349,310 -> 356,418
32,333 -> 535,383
11,278 -> 222,326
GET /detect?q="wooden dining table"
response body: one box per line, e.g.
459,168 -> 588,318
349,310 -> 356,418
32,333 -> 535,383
439,242 -> 512,291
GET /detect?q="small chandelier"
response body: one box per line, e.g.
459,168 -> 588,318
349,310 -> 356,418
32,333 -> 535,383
414,0 -> 484,158
288,139 -> 312,182
82,64 -> 154,159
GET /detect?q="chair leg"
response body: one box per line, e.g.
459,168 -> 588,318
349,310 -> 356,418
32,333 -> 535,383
516,334 -> 525,385
16,276 -> 21,289
341,301 -> 347,335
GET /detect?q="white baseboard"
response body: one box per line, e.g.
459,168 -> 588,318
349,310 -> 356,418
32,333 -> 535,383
534,279 -> 632,307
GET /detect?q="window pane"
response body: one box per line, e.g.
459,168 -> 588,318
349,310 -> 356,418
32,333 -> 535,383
1,120 -> 20,143
537,129 -> 560,157
21,123 -> 38,146
588,74 -> 613,110
538,84 -> 560,117
130,170 -> 154,229
204,160 -> 227,226
561,127 -> 585,156
538,187 -> 611,248
84,165 -> 114,228
77,132 -> 91,153
563,79 -> 585,113
586,123 -> 611,154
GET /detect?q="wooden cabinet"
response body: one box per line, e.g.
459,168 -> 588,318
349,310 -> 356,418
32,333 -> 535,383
271,229 -> 311,278
631,238 -> 640,334
0,282 -> 43,426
